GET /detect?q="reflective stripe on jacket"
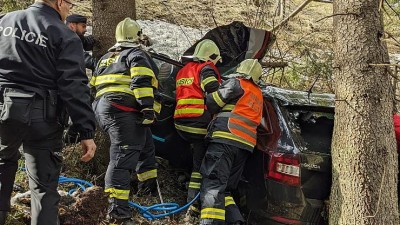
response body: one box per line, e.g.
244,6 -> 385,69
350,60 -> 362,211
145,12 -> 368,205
174,61 -> 221,119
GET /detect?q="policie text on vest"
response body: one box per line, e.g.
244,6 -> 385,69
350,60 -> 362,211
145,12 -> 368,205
0,26 -> 48,48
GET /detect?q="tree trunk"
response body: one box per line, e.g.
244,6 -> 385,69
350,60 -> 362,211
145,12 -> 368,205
330,1 -> 399,224
279,0 -> 285,19
92,0 -> 136,58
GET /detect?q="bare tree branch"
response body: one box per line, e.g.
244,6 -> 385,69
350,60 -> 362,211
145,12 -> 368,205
272,0 -> 313,32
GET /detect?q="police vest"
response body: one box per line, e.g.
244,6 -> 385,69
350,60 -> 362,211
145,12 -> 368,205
174,61 -> 221,119
213,79 -> 263,148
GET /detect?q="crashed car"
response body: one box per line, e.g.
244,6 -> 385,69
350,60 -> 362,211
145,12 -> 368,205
150,22 -> 333,225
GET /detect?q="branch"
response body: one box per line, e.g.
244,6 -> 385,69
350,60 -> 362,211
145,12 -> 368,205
313,0 -> 333,3
315,13 -> 359,23
369,63 -> 400,67
260,61 -> 289,68
271,0 -> 313,32
385,0 -> 400,18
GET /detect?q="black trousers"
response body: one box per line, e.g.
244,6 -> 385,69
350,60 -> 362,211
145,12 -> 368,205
199,142 -> 250,225
93,96 -> 157,207
176,129 -> 207,203
0,91 -> 63,225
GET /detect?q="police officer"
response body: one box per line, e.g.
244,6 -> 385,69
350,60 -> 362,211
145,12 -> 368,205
66,14 -> 96,70
199,59 -> 264,225
0,1 -> 97,225
173,39 -> 222,216
90,18 -> 159,225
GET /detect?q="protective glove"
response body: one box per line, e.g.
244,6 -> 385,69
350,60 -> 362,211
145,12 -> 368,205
82,35 -> 96,51
138,108 -> 155,126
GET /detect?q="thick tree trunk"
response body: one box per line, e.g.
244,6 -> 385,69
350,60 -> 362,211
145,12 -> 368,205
330,1 -> 399,224
92,0 -> 136,58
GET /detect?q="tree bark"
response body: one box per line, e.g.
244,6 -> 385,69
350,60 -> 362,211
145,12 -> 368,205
92,0 -> 136,58
330,1 -> 399,224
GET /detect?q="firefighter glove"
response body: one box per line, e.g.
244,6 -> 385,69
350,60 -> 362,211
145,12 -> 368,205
139,108 -> 155,126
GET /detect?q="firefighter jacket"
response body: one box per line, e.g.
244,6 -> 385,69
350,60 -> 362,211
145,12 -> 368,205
174,61 -> 221,136
90,46 -> 160,112
0,3 -> 96,139
206,76 -> 263,151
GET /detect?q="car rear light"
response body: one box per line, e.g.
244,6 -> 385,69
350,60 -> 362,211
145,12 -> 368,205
271,216 -> 301,224
267,152 -> 300,186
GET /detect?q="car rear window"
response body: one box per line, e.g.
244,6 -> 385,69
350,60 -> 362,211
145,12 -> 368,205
288,110 -> 334,154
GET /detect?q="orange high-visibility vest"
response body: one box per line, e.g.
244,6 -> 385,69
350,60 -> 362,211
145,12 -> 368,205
228,79 -> 263,147
174,61 -> 221,119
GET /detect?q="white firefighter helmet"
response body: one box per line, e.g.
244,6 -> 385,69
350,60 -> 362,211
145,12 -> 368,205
192,39 -> 222,64
115,18 -> 142,43
236,59 -> 263,83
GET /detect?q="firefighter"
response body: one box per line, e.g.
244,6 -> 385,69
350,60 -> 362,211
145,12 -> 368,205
66,14 -> 96,70
173,39 -> 222,215
0,1 -> 97,225
90,18 -> 159,224
199,59 -> 264,225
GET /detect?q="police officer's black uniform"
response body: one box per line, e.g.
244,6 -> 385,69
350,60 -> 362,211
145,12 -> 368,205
0,3 -> 96,225
91,44 -> 159,220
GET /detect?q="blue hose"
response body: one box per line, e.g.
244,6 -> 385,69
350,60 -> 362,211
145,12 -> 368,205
58,176 -> 93,194
151,134 -> 166,143
128,192 -> 200,220
38,174 -> 199,220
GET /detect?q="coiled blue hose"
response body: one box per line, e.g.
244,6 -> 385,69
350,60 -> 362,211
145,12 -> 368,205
57,175 -> 199,220
58,176 -> 94,195
128,192 -> 200,220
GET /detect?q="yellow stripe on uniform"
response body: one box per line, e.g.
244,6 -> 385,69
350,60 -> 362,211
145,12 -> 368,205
130,67 -> 159,88
174,108 -> 205,117
174,124 -> 207,135
133,87 -> 154,99
201,76 -> 218,91
137,169 -> 157,182
130,67 -> 156,77
89,76 -> 96,87
105,188 -> 130,200
212,91 -> 225,107
92,74 -> 132,86
191,172 -> 202,179
95,85 -> 134,98
225,196 -> 235,206
176,98 -> 204,105
212,131 -> 254,148
201,208 -> 225,220
188,182 -> 201,189
222,104 -> 235,111
154,100 -> 161,114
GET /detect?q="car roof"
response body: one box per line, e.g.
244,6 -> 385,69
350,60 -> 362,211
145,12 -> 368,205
262,85 -> 335,111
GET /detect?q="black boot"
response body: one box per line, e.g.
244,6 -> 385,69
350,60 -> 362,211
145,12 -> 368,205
107,198 -> 132,221
0,211 -> 7,225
